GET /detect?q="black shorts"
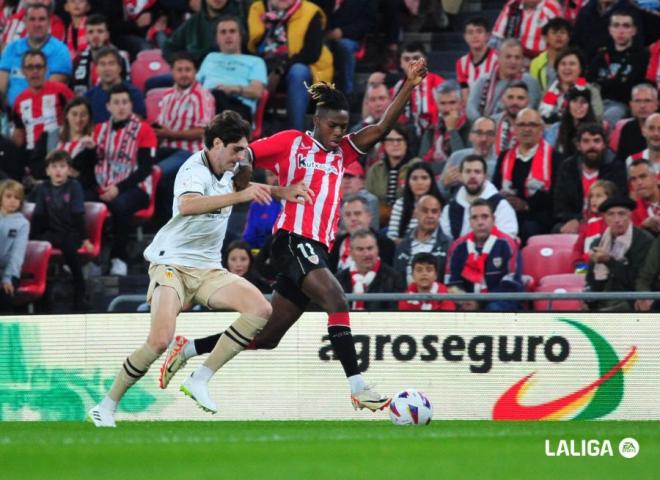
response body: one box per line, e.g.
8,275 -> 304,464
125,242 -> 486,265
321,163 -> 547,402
270,230 -> 330,308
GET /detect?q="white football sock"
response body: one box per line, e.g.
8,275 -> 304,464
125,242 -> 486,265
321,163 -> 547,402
100,396 -> 118,413
183,341 -> 197,360
348,374 -> 366,395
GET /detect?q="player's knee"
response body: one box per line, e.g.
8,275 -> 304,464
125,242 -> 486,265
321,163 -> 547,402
326,296 -> 349,313
147,335 -> 172,354
246,298 -> 272,320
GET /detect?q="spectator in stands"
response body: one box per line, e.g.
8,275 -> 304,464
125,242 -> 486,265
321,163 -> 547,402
446,198 -> 522,311
625,113 -> 659,174
398,252 -> 456,311
0,179 -> 29,313
329,194 -> 395,272
545,85 -> 599,157
12,50 -> 74,157
647,39 -> 660,89
224,240 -> 272,293
365,123 -> 415,227
492,108 -> 562,241
572,0 -> 642,59
538,48 -> 603,125
391,42 -> 445,141
586,195 -> 653,311
492,81 -> 529,157
628,159 -> 660,235
554,123 -> 627,234
153,51 -> 215,223
243,169 -> 281,250
467,39 -> 540,122
440,117 -> 499,198
617,83 -> 658,162
635,235 -> 660,311
529,17 -> 571,92
84,46 -> 145,123
162,0 -> 244,66
586,9 -> 649,127
325,0 -> 376,97
89,84 -> 157,276
456,16 -> 499,103
393,194 -> 450,284
247,0 -> 333,131
197,16 -> 266,122
419,81 -> 470,167
491,0 -> 562,59
63,0 -> 90,58
30,150 -> 91,310
1,0 -> 65,48
70,14 -> 130,96
339,162 -> 379,231
573,179 -> 617,267
335,228 -> 405,311
441,154 -> 518,240
0,3 -> 71,109
0,133 -> 22,181
352,82 -> 391,166
388,162 -> 443,243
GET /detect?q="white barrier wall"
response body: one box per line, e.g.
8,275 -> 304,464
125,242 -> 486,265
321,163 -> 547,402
0,312 -> 658,421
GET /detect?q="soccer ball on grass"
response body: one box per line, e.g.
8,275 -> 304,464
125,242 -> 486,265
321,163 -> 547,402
388,389 -> 432,425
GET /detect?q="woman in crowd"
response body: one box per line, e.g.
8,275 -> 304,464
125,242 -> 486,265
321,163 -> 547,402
224,240 -> 272,293
545,85 -> 599,157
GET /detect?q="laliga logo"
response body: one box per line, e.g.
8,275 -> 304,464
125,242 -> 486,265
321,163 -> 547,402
544,437 -> 639,458
493,318 -> 637,420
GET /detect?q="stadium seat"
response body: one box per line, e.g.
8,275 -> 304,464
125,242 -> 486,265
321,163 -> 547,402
252,89 -> 269,140
13,240 -> 52,312
131,52 -> 171,93
146,87 -> 169,124
49,202 -> 109,262
133,166 -> 162,241
537,273 -> 586,289
521,244 -> 578,285
609,118 -> 632,152
136,48 -> 163,62
527,233 -> 578,249
533,284 -> 584,311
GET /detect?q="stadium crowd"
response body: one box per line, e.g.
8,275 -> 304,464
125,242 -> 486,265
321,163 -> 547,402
0,0 -> 659,313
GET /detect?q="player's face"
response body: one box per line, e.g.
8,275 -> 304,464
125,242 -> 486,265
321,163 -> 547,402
227,248 -> 250,276
211,137 -> 248,174
464,25 -> 489,50
351,235 -> 378,271
0,190 -> 21,214
66,104 -> 90,135
172,60 -> 196,90
314,110 -> 349,150
46,160 -> 70,186
412,263 -> 437,290
107,93 -> 133,122
86,23 -> 109,48
461,161 -> 486,195
643,115 -> 660,150
341,200 -> 371,233
469,205 -> 495,240
22,55 -> 46,88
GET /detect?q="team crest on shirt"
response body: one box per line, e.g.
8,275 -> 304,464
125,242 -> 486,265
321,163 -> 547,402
308,254 -> 320,265
297,154 -> 339,175
164,268 -> 174,279
492,257 -> 502,268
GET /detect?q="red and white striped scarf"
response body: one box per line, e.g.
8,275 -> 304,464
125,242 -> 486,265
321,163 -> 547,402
393,75 -> 437,137
124,0 -> 157,20
582,216 -> 605,261
461,228 -> 502,292
338,237 -> 355,271
495,115 -> 515,156
501,140 -> 553,198
349,258 -> 381,310
95,115 -> 144,191
56,139 -> 85,159
424,113 -> 468,163
65,16 -> 88,57
539,77 -> 587,123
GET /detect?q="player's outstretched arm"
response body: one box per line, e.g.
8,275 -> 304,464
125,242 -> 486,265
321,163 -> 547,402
270,182 -> 315,204
178,185 -> 272,216
351,58 -> 428,152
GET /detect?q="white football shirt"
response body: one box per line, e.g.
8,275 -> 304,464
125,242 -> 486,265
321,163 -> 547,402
144,150 -> 234,269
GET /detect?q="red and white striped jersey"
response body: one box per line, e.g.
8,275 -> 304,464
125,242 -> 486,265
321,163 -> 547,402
157,82 -> 215,153
12,81 -> 74,150
249,130 -> 364,248
492,0 -> 562,58
456,48 -> 499,89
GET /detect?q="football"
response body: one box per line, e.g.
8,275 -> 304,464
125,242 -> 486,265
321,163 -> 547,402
388,389 -> 433,426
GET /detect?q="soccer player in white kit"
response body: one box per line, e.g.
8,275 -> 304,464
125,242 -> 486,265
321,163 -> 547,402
88,111 -> 311,427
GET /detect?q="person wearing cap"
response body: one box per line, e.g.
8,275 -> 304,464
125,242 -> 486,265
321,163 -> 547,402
585,195 -> 654,311
340,160 -> 379,231
554,123 -> 627,234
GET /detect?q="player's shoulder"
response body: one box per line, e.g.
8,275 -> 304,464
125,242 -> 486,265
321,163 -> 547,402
250,129 -> 306,151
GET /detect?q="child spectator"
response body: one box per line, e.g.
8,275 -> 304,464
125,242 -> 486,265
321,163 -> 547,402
399,252 -> 456,311
0,179 -> 29,312
31,150 -> 92,310
573,179 -> 617,269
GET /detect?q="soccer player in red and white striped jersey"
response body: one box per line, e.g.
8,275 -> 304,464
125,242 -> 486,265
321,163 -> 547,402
492,0 -> 562,59
12,50 -> 74,151
456,17 -> 498,102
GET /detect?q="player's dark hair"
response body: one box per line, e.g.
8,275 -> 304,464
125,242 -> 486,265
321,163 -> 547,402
411,252 -> 438,271
463,16 -> 490,32
86,13 -> 107,26
45,149 -> 72,167
460,154 -> 488,173
399,162 -> 443,239
107,83 -> 131,102
307,82 -> 349,113
542,17 -> 571,36
21,49 -> 46,67
469,197 -> 493,215
204,110 -> 251,148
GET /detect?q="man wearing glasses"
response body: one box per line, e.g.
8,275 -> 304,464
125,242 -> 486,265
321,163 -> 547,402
492,108 -> 561,241
617,83 -> 658,162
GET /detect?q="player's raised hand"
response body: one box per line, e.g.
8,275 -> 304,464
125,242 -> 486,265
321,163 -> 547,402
242,183 -> 272,205
407,58 -> 428,86
284,182 -> 315,204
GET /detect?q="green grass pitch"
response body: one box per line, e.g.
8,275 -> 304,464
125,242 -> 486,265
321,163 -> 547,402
1,421 -> 657,479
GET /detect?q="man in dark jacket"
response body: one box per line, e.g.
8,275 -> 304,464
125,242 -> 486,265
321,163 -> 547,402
336,229 -> 405,311
617,83 -> 658,162
554,123 -> 628,233
586,196 -> 654,311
